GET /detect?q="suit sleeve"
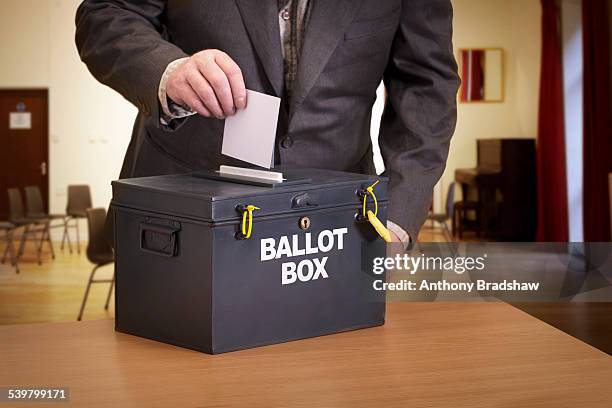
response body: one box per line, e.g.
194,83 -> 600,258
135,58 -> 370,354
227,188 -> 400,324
75,0 -> 189,124
379,0 -> 460,241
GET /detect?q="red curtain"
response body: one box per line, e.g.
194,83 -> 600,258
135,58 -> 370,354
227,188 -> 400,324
536,0 -> 569,242
583,0 -> 612,242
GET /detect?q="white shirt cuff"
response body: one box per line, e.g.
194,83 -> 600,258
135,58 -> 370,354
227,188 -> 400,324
158,57 -> 197,125
387,220 -> 412,251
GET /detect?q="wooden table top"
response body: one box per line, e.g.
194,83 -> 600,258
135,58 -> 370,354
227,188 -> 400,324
2,303 -> 611,408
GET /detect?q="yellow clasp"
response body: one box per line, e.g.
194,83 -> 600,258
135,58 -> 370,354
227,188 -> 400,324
240,205 -> 260,239
361,180 -> 391,243
362,180 -> 380,218
367,210 -> 392,243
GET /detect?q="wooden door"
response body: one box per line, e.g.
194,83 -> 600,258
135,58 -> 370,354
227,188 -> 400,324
0,89 -> 49,220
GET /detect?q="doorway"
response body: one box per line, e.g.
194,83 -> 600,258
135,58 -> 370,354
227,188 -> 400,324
0,89 -> 49,220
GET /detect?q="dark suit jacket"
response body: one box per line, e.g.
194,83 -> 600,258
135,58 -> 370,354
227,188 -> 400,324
75,0 -> 459,239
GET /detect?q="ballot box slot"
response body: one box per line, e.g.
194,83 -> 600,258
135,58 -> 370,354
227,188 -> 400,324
193,169 -> 311,188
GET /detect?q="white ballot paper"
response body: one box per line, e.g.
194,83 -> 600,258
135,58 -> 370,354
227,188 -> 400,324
222,90 -> 281,169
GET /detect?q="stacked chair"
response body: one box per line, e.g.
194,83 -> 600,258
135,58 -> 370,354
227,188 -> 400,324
24,186 -> 67,227
1,221 -> 18,273
3,184 -> 94,267
62,185 -> 93,254
4,185 -> 114,321
24,186 -> 67,257
7,188 -> 54,265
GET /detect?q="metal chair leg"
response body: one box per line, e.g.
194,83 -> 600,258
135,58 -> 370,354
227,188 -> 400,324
76,219 -> 81,254
36,223 -> 46,251
9,230 -> 19,274
1,231 -> 8,264
36,224 -> 45,265
46,224 -> 55,259
441,221 -> 453,242
34,227 -> 45,265
105,271 -> 115,310
68,218 -> 74,253
457,208 -> 464,240
18,225 -> 30,258
441,222 -> 458,257
2,230 -> 19,273
60,221 -> 66,250
78,266 -> 98,321
61,217 -> 73,254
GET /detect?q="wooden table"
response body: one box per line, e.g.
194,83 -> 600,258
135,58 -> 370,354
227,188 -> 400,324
2,303 -> 611,407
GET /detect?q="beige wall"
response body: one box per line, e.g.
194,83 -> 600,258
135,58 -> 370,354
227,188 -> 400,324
0,1 -> 49,87
48,0 -> 134,214
0,0 -> 135,220
437,0 -> 542,209
0,0 -> 542,220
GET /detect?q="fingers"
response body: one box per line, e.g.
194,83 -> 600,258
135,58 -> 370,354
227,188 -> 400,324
214,52 -> 247,110
185,68 -> 223,118
166,50 -> 247,120
180,80 -> 212,118
195,56 -> 235,117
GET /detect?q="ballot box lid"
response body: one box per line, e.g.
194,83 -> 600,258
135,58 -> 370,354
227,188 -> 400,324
111,168 -> 388,222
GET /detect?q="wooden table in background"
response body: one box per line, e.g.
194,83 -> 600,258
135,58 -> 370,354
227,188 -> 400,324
1,303 -> 611,408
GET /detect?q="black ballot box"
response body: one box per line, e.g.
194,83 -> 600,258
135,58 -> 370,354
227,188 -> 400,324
111,168 -> 388,354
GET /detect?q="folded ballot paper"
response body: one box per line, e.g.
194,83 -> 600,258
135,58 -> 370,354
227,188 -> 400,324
222,89 -> 281,170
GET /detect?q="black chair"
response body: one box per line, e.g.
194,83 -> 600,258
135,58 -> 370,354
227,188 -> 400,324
453,200 -> 481,240
25,186 -> 64,252
25,186 -> 66,222
77,208 -> 115,321
62,185 -> 92,254
426,182 -> 456,242
7,188 -> 54,265
1,222 -> 19,273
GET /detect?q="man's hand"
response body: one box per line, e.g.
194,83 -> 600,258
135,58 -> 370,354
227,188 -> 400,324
166,50 -> 247,119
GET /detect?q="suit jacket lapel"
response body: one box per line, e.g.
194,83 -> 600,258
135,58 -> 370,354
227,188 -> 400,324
234,0 -> 285,96
289,0 -> 363,119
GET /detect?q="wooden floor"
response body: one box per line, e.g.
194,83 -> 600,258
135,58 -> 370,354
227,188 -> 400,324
0,240 -> 115,324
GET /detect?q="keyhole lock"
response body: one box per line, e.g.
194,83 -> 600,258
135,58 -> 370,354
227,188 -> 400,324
299,217 -> 311,231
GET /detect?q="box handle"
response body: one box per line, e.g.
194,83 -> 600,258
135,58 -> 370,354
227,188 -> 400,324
139,223 -> 180,257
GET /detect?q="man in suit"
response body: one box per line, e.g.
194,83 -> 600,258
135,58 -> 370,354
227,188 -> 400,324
75,0 -> 459,245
